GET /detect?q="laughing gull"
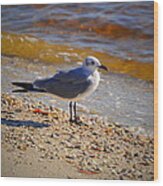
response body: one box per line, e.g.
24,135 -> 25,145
12,56 -> 108,123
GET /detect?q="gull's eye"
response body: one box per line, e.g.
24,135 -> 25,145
86,59 -> 94,66
91,61 -> 95,65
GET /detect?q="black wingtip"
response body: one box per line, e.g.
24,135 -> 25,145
12,82 -> 33,90
12,82 -> 46,93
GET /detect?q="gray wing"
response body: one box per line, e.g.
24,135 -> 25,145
33,67 -> 92,99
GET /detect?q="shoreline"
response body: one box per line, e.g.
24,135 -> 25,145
1,55 -> 154,133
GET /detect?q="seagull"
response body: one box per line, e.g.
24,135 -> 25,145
12,56 -> 108,123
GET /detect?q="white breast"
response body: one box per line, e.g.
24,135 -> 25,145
73,70 -> 100,101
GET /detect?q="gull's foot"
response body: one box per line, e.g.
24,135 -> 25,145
69,117 -> 88,126
69,118 -> 75,123
69,118 -> 79,123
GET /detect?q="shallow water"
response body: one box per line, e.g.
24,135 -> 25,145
1,32 -> 154,81
2,2 -> 154,63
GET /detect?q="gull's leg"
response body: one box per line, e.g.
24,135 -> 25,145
69,102 -> 79,123
69,101 -> 73,122
73,102 -> 77,121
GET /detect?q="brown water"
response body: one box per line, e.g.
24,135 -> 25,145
1,2 -> 154,80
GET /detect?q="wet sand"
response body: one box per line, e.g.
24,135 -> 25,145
1,56 -> 154,180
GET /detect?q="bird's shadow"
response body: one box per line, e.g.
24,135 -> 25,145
1,118 -> 50,128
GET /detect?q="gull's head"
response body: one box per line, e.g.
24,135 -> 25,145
83,56 -> 108,72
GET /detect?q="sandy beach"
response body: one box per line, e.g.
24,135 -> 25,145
1,56 -> 154,180
1,92 -> 154,180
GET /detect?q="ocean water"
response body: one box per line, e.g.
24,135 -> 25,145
2,2 -> 154,64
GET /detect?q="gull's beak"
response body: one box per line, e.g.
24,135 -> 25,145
98,64 -> 108,71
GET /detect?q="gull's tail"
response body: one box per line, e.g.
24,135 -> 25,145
12,82 -> 45,93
